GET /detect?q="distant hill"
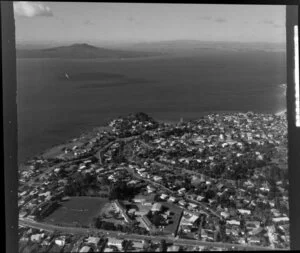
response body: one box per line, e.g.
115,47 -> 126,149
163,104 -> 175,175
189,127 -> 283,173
16,43 -> 161,59
120,40 -> 286,54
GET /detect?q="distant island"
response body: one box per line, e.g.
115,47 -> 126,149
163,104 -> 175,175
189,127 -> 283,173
16,43 -> 162,59
16,41 -> 286,60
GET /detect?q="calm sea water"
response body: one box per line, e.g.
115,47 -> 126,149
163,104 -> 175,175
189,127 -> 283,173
17,50 -> 286,163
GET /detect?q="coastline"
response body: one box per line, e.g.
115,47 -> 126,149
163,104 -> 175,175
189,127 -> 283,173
275,109 -> 287,116
18,125 -> 113,166
19,110 -> 287,167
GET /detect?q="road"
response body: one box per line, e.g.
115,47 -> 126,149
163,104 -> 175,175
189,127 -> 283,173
95,142 -> 115,165
126,167 -> 174,195
19,218 -> 284,251
124,138 -> 223,219
152,161 -> 222,219
95,136 -> 138,165
126,162 -> 221,219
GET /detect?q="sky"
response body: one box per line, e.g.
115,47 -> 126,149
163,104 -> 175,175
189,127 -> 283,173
13,2 -> 286,46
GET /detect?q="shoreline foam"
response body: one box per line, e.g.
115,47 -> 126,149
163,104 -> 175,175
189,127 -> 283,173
275,109 -> 287,116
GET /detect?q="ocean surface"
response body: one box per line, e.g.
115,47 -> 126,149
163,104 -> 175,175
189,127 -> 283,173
17,50 -> 286,164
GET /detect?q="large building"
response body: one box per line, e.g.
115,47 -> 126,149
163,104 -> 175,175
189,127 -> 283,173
151,203 -> 162,212
140,215 -> 154,231
113,200 -> 133,223
79,246 -> 92,253
107,238 -> 123,249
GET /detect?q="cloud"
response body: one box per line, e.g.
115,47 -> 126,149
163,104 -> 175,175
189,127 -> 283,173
13,1 -> 53,17
263,19 -> 275,25
199,16 -> 212,20
215,18 -> 227,23
83,20 -> 94,26
261,20 -> 283,28
127,16 -> 142,25
127,16 -> 137,22
56,17 -> 65,24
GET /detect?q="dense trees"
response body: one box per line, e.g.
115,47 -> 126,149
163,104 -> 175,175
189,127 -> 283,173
64,173 -> 100,196
93,217 -> 116,230
93,216 -> 148,234
151,214 -> 164,226
161,128 -> 187,138
112,112 -> 159,137
141,133 -> 153,142
111,142 -> 127,163
129,112 -> 154,123
22,244 -> 40,253
205,189 -> 216,200
160,240 -> 167,252
108,181 -> 137,200
143,240 -> 151,251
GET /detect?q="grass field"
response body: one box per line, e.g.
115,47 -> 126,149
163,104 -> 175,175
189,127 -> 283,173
43,197 -> 109,227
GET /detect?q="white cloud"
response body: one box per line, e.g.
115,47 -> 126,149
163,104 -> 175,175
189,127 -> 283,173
215,18 -> 227,23
199,16 -> 212,20
83,20 -> 95,26
263,19 -> 274,25
13,1 -> 53,17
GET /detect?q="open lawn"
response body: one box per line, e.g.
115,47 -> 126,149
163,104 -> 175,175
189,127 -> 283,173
43,197 -> 109,227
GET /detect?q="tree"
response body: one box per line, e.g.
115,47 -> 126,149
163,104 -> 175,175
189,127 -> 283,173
94,217 -> 102,229
205,189 -> 215,200
102,221 -> 116,230
160,240 -> 167,252
116,224 -> 123,232
84,173 -> 95,185
24,244 -> 39,253
147,211 -> 153,219
154,194 -> 161,202
109,181 -> 136,200
122,240 -> 128,251
215,231 -> 222,242
240,216 -> 246,230
143,240 -> 151,251
268,180 -> 279,200
152,214 -> 164,226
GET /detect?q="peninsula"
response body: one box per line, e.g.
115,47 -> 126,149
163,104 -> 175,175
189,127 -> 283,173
18,112 -> 289,252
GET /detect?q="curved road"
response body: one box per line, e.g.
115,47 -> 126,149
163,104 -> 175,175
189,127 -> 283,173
126,165 -> 221,219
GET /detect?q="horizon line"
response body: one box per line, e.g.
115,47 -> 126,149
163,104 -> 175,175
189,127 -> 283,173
16,39 -> 286,45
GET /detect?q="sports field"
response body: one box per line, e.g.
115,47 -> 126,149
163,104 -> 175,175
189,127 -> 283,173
43,197 -> 109,227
